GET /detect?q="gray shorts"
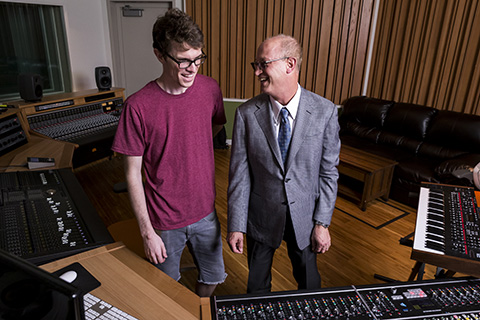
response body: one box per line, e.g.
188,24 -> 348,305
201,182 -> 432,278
154,211 -> 227,285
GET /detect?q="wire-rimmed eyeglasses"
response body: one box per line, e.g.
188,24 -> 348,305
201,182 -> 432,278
165,51 -> 207,69
250,57 -> 289,71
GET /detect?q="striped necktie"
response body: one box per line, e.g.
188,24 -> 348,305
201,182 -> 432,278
278,108 -> 291,164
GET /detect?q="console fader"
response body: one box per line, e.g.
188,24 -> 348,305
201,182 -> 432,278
211,278 -> 480,319
0,169 -> 113,265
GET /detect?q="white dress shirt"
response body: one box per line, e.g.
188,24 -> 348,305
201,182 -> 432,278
270,84 -> 302,138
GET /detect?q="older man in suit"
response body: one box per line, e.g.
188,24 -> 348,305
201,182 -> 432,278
227,34 -> 340,293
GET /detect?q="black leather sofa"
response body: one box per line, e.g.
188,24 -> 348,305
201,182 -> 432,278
339,96 -> 480,208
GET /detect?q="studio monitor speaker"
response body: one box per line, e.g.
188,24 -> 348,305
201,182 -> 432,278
19,73 -> 43,102
95,66 -> 112,91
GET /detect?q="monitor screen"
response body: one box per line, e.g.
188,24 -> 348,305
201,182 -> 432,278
0,248 -> 84,320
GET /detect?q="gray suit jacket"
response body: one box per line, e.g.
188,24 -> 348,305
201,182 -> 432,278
227,88 -> 340,250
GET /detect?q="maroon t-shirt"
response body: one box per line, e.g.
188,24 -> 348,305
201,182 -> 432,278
112,75 -> 226,230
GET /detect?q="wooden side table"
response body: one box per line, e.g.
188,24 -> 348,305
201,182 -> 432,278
338,145 -> 398,210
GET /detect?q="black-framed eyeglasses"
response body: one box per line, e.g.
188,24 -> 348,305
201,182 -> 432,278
165,51 -> 207,69
250,56 -> 289,71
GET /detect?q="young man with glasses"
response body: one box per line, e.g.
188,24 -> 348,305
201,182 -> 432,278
112,8 -> 227,297
227,34 -> 340,293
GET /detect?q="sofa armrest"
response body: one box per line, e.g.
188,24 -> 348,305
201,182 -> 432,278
435,153 -> 480,186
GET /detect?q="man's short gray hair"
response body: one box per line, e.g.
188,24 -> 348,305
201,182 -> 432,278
269,34 -> 303,70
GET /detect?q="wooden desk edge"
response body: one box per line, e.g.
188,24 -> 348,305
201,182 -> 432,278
201,297 -> 212,319
41,242 -> 208,319
0,135 -> 76,172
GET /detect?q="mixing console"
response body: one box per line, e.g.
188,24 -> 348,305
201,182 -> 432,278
0,169 -> 113,264
211,278 -> 480,319
27,97 -> 123,145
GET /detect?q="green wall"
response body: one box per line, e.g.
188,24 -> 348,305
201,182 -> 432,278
223,99 -> 246,140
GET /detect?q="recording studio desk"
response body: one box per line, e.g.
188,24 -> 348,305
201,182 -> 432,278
0,134 -> 76,172
41,242 -> 211,319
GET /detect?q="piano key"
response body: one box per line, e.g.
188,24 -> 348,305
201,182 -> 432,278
429,189 -> 444,197
427,220 -> 444,229
425,240 -> 445,252
428,202 -> 444,211
427,225 -> 445,236
425,233 -> 444,243
427,213 -> 444,222
429,195 -> 444,202
428,207 -> 444,215
428,196 -> 444,204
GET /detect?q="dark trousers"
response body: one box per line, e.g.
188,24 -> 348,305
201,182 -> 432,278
246,212 -> 321,294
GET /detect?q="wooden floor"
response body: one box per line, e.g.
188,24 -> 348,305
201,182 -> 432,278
73,149 -> 443,297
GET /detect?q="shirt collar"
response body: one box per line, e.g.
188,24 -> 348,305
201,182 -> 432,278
270,84 -> 301,124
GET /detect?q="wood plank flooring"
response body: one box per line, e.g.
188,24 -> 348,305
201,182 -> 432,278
73,149 -> 443,297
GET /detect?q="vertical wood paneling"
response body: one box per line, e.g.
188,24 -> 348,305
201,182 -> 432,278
186,0 -> 375,104
185,0 -> 479,115
369,0 -> 480,115
325,1 -> 342,99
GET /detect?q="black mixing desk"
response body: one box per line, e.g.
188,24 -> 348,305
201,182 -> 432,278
26,97 -> 123,168
0,169 -> 113,265
11,88 -> 125,168
211,277 -> 480,319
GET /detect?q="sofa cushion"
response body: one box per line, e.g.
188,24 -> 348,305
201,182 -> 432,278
383,103 -> 438,140
341,122 -> 381,143
377,103 -> 438,154
377,131 -> 424,155
419,110 -> 480,159
395,156 -> 441,184
342,96 -> 394,128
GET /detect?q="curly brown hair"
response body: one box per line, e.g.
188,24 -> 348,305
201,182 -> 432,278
152,8 -> 204,55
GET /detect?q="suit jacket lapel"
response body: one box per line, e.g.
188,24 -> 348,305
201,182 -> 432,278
254,98 -> 284,168
285,92 -> 313,170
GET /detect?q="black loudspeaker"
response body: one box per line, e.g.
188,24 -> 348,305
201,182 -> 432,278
95,66 -> 112,90
19,74 -> 43,102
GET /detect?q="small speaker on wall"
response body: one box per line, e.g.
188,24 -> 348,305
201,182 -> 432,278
95,66 -> 112,91
19,73 -> 43,102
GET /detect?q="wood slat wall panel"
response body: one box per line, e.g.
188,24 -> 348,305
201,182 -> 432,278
369,0 -> 480,115
186,0 -> 375,105
186,0 -> 478,115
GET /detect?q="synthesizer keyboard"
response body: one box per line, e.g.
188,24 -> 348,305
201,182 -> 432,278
413,183 -> 480,260
0,169 -> 113,264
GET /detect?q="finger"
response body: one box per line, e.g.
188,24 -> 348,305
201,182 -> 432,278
236,239 -> 243,253
231,242 -> 242,254
148,252 -> 158,265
